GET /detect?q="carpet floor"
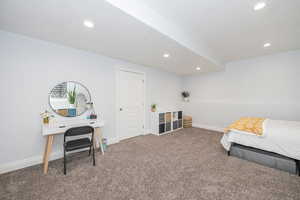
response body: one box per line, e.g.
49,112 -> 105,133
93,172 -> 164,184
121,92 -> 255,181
1,128 -> 300,200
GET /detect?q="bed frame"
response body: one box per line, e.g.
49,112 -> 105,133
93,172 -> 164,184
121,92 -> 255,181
228,143 -> 300,176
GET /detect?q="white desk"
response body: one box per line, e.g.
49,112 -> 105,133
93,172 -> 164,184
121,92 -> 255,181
42,119 -> 105,174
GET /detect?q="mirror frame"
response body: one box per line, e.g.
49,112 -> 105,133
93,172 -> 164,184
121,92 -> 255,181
48,81 -> 92,117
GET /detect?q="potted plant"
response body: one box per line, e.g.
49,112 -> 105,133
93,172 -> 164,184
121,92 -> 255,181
40,110 -> 50,124
181,91 -> 190,102
68,85 -> 76,108
151,104 -> 157,112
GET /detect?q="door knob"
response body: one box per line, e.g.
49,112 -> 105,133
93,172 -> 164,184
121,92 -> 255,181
120,108 -> 123,111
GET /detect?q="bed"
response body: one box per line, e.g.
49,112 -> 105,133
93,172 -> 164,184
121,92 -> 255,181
221,119 -> 300,160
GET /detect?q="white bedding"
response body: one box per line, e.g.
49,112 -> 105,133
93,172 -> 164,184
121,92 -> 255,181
221,119 -> 300,160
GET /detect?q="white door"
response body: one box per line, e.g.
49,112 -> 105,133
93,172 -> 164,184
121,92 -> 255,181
118,70 -> 145,140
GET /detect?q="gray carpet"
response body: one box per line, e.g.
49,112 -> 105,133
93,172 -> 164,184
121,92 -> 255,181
1,128 -> 300,200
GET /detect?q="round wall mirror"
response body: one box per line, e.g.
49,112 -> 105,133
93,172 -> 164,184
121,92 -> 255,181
49,81 -> 91,117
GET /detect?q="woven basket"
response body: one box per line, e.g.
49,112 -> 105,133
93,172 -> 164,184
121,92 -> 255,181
183,116 -> 192,128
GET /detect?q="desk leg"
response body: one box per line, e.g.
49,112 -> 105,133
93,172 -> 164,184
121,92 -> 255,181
94,128 -> 104,155
43,135 -> 54,174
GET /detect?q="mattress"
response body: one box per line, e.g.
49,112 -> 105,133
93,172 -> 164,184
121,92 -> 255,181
221,119 -> 300,160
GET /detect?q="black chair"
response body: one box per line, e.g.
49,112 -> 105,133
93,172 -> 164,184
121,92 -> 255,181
63,126 -> 95,175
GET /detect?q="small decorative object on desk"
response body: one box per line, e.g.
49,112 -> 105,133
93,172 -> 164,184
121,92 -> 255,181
87,102 -> 98,119
68,108 -> 76,117
151,103 -> 157,112
181,91 -> 190,102
90,113 -> 97,119
40,110 -> 50,124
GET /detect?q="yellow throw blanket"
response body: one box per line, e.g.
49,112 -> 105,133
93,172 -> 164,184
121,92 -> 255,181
224,117 -> 266,136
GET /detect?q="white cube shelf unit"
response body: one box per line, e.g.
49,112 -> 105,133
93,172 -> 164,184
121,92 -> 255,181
151,111 -> 183,135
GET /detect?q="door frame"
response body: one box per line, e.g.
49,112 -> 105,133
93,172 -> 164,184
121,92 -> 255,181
115,67 -> 146,142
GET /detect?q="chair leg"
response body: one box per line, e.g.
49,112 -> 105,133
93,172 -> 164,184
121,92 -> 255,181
92,144 -> 96,166
298,161 -> 300,176
64,148 -> 67,175
297,160 -> 300,176
89,145 -> 91,156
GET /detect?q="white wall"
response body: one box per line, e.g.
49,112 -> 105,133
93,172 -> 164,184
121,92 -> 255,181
183,50 -> 300,131
0,31 -> 183,172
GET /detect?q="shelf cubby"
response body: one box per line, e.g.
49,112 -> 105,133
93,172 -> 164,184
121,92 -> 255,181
151,110 -> 183,135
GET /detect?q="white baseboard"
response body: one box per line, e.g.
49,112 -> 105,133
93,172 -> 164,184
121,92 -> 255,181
0,137 -> 120,175
107,137 -> 120,145
0,151 -> 63,175
193,123 -> 224,133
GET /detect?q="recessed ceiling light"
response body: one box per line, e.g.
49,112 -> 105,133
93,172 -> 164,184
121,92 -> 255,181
83,20 -> 94,28
196,67 -> 201,71
263,43 -> 271,48
163,53 -> 170,58
254,2 -> 266,11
